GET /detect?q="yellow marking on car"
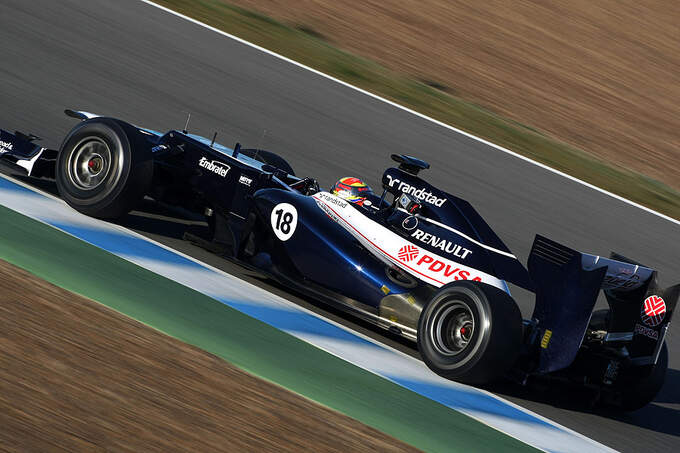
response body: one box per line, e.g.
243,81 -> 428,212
541,329 -> 553,349
381,285 -> 391,295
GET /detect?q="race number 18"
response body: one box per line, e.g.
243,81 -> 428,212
271,203 -> 298,241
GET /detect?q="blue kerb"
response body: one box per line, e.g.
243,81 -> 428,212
0,177 -> 45,195
227,301 -> 381,345
0,178 -> 202,270
47,222 -> 205,270
228,301 -> 550,428
386,376 -> 554,428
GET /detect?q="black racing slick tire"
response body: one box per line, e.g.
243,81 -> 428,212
612,343 -> 668,412
56,118 -> 153,219
589,308 -> 667,411
240,148 -> 295,176
417,281 -> 523,385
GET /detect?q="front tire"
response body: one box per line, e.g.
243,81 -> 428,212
56,118 -> 152,219
417,281 -> 522,384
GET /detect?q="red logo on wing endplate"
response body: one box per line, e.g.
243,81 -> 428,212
641,295 -> 666,328
398,245 -> 419,262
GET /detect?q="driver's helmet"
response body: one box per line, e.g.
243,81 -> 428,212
331,177 -> 373,205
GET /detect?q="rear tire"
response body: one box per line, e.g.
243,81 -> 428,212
417,281 -> 522,384
56,118 -> 152,219
611,343 -> 668,411
589,309 -> 667,411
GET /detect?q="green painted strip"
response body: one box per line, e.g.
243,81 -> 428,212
0,205 -> 537,452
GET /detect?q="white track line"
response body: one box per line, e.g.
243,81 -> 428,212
138,0 -> 679,228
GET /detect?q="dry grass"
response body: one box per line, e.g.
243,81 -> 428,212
0,260 -> 418,452
228,0 -> 680,189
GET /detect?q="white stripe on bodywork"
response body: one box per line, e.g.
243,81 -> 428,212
314,192 -> 507,290
15,148 -> 45,175
396,207 -> 517,258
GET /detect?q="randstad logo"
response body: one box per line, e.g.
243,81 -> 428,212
198,156 -> 230,177
385,175 -> 446,207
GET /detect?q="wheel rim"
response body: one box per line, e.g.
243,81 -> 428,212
67,138 -> 113,190
430,300 -> 475,356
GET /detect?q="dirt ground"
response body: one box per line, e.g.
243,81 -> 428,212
227,0 -> 680,189
0,260 -> 418,453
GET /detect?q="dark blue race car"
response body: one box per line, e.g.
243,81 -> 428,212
1,110 -> 677,410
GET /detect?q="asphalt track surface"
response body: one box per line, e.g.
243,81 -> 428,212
1,0 -> 678,450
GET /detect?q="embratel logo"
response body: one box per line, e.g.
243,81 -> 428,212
198,157 -> 230,177
398,245 -> 419,262
641,295 -> 666,327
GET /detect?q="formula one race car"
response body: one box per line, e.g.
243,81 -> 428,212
1,110 -> 677,410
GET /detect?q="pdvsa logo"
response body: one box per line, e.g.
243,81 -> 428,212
641,295 -> 666,327
398,245 -> 419,262
397,244 -> 486,285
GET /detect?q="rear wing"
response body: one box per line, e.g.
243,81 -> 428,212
527,235 -> 678,373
